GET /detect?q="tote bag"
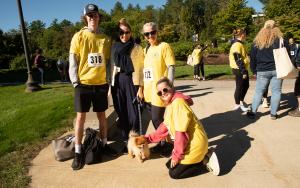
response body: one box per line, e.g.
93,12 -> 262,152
273,38 -> 298,79
186,54 -> 193,66
52,134 -> 75,161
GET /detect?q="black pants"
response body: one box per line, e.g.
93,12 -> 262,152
144,102 -> 165,129
295,72 -> 300,97
111,73 -> 139,139
166,159 -> 206,179
232,69 -> 249,104
194,62 -> 204,77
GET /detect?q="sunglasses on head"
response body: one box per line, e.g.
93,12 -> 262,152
157,88 -> 170,96
119,29 -> 131,36
143,30 -> 157,37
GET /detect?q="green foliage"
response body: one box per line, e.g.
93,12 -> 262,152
264,0 -> 300,41
212,0 -> 255,41
170,41 -> 194,58
9,55 -> 27,70
0,84 -> 74,187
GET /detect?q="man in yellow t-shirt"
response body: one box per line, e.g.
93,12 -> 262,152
142,22 -> 176,130
69,3 -> 116,171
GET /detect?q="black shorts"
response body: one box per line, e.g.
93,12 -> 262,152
294,73 -> 300,97
74,84 -> 109,112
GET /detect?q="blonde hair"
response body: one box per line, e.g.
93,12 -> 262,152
119,18 -> 131,31
253,20 -> 283,49
233,28 -> 246,37
143,22 -> 157,32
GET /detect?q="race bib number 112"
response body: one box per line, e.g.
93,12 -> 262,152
88,53 -> 104,67
143,68 -> 154,81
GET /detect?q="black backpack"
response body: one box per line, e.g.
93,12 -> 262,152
83,128 -> 103,165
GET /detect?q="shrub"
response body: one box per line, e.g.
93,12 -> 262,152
170,41 -> 194,58
9,55 -> 27,70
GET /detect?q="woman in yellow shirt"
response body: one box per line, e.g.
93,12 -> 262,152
229,28 -> 250,112
141,77 -> 220,179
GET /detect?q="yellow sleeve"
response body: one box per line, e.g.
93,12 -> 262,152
162,43 -> 176,66
69,33 -> 79,55
172,99 -> 191,132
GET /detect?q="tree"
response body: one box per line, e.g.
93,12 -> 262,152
212,0 -> 254,41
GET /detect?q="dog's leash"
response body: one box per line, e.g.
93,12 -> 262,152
133,96 -> 143,135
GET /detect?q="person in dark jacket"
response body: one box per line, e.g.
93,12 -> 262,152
247,20 -> 287,120
288,46 -> 300,117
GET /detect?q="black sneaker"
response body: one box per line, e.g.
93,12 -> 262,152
103,144 -> 119,157
270,114 -> 277,120
246,111 -> 255,119
71,153 -> 84,170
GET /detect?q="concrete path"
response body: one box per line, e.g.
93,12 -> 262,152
29,80 -> 300,188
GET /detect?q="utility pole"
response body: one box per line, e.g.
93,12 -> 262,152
16,0 -> 40,92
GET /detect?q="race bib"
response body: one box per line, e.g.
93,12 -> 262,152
88,53 -> 104,67
290,51 -> 295,56
143,68 -> 154,81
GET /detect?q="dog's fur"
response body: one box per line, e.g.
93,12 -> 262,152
127,131 -> 150,163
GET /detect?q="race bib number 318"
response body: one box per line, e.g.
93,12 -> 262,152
88,53 -> 104,67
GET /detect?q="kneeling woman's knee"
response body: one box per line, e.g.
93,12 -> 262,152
169,169 -> 180,179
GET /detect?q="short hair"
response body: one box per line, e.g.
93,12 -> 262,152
143,22 -> 157,32
156,77 -> 174,89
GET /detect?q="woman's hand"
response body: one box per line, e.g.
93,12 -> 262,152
170,159 -> 179,168
137,87 -> 144,100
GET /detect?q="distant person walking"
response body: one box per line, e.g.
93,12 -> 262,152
56,58 -> 68,82
247,20 -> 286,120
229,28 -> 250,112
34,48 -> 46,85
288,43 -> 300,117
192,43 -> 207,81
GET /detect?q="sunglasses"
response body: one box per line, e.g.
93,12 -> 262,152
157,88 -> 170,96
143,30 -> 157,37
119,30 -> 131,36
86,13 -> 99,18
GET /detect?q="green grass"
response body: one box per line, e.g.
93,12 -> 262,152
175,61 -> 254,80
175,61 -> 234,80
0,83 -> 75,187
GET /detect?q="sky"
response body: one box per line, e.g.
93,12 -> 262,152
0,0 -> 264,32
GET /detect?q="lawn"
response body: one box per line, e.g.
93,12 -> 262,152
0,83 -> 75,187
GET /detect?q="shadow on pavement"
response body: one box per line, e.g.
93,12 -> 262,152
201,110 -> 257,175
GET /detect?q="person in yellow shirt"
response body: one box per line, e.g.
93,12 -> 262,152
110,18 -> 144,149
191,43 -> 207,81
69,3 -> 116,170
138,77 -> 220,179
142,22 -> 176,156
229,28 -> 250,112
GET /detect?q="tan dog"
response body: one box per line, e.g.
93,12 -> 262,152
127,131 -> 150,163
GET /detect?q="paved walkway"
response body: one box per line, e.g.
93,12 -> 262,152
29,80 -> 300,188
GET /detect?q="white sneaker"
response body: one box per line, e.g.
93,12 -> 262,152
240,105 -> 250,112
233,104 -> 240,110
202,77 -> 205,81
262,98 -> 269,108
206,151 -> 220,176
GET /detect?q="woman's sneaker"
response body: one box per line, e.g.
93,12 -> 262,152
262,98 -> 269,108
270,114 -> 277,120
205,151 -> 220,176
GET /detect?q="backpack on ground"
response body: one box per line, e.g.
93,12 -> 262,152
52,134 -> 75,162
83,128 -> 103,165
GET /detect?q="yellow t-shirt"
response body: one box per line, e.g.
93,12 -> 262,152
164,98 -> 208,164
131,44 -> 144,86
143,42 -> 176,107
191,49 -> 203,65
229,41 -> 250,70
69,27 -> 111,85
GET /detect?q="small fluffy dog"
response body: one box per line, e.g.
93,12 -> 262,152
127,131 -> 150,163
